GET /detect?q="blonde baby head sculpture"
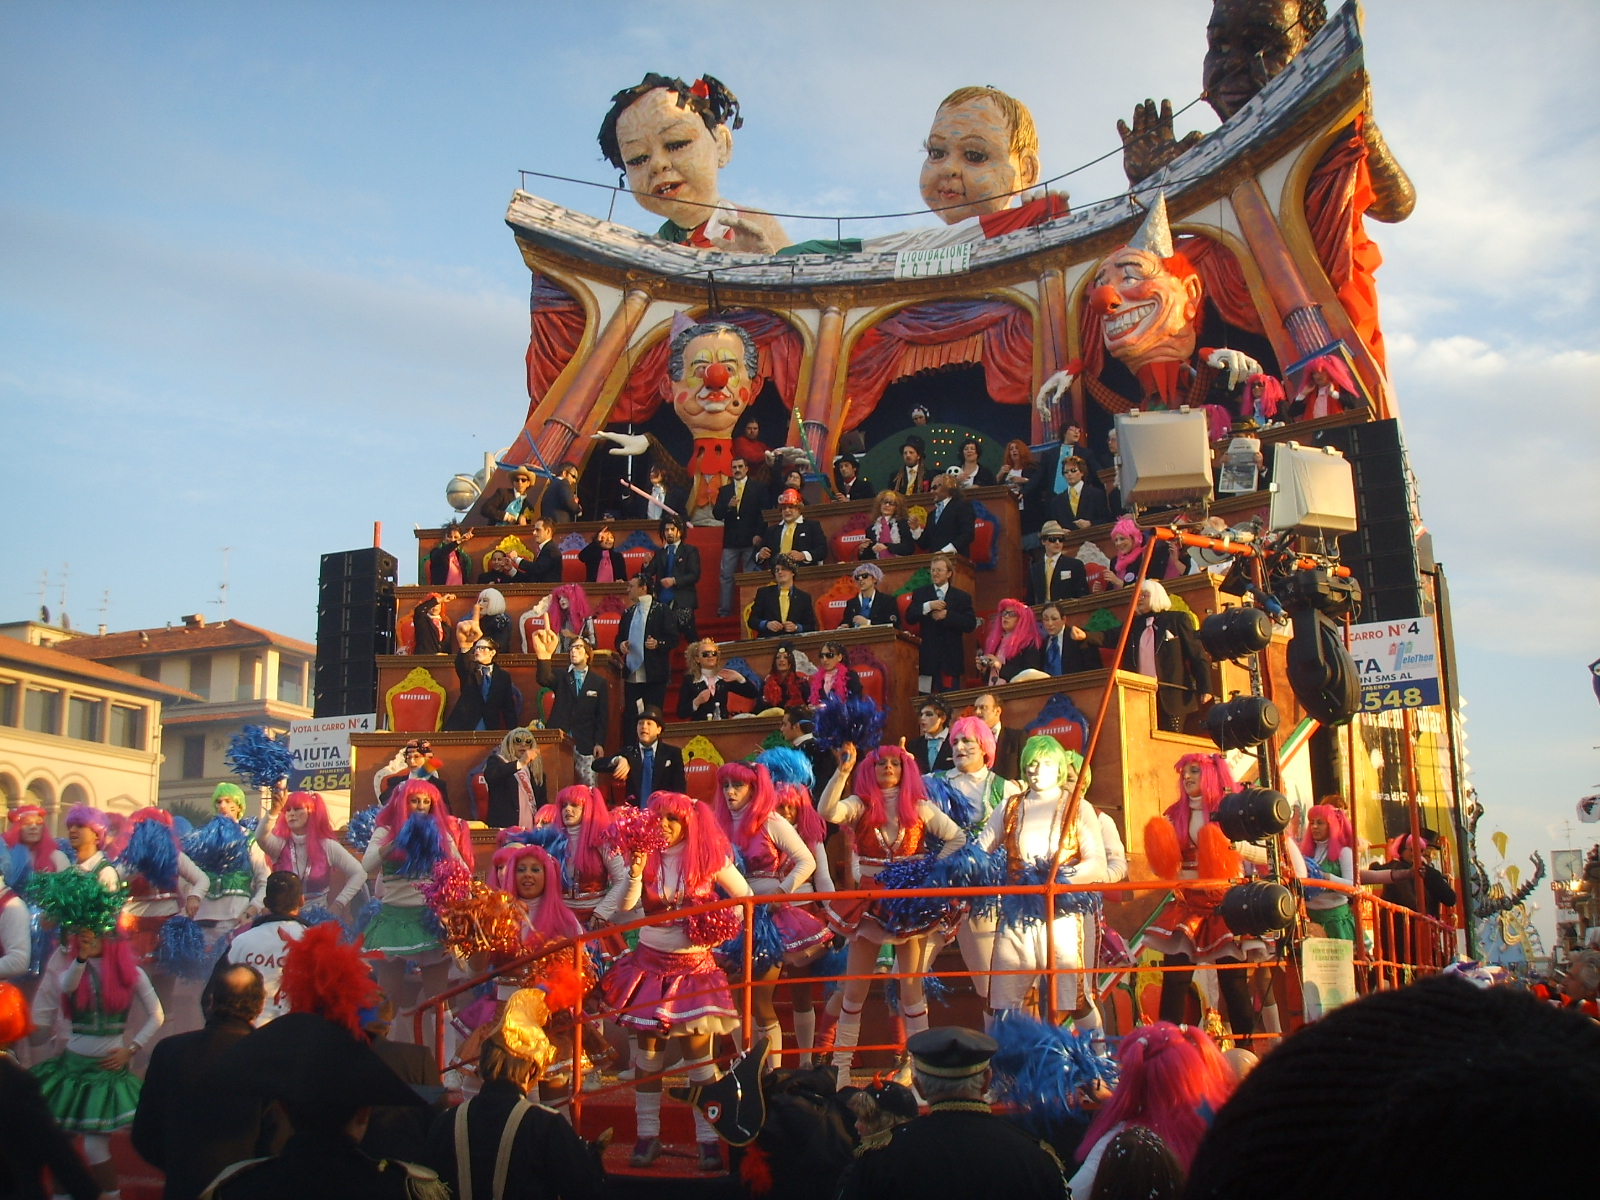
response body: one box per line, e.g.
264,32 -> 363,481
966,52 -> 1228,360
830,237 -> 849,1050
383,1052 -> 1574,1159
920,86 -> 1042,224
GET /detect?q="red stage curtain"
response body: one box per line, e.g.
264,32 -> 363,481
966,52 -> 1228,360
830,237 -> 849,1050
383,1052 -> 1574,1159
610,309 -> 803,424
525,275 -> 587,420
841,300 -> 1034,429
1306,122 -> 1386,369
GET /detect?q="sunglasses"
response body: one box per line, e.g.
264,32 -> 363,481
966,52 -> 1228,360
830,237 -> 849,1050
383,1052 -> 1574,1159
853,574 -> 874,581
1043,535 -> 1067,543
699,651 -> 719,659
819,650 -> 840,660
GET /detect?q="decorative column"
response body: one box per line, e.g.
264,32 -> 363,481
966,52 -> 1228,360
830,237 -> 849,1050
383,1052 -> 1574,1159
800,300 -> 846,468
532,284 -> 654,467
1036,267 -> 1073,440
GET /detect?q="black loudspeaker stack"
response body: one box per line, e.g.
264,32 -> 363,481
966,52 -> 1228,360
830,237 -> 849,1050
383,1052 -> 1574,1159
314,547 -> 398,717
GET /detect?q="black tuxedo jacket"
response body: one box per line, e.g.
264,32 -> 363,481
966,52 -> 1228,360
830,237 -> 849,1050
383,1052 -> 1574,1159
749,584 -> 819,638
1049,484 -> 1113,530
906,732 -> 955,775
521,540 -> 564,584
645,541 -> 702,609
915,493 -> 976,558
791,735 -> 839,795
713,479 -> 770,548
480,486 -> 535,526
1086,612 -> 1213,722
1034,630 -> 1102,676
1028,554 -> 1089,605
445,655 -> 520,730
990,724 -> 1027,782
903,584 -> 977,679
576,541 -> 626,582
677,671 -> 761,720
615,599 -> 678,684
539,478 -> 581,524
596,740 -> 688,807
756,519 -> 829,565
537,659 -> 610,751
839,591 -> 900,630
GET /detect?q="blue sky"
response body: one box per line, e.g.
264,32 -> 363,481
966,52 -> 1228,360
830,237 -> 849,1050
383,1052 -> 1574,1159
3,1 -> 1596,940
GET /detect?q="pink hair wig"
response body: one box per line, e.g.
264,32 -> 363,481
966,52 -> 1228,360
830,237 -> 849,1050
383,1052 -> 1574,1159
530,804 -> 560,827
1246,373 -> 1284,418
947,715 -> 997,768
1297,355 -> 1356,397
376,779 -> 454,863
553,784 -> 612,886
1110,517 -> 1146,577
1166,754 -> 1239,856
1204,403 -> 1232,442
646,792 -> 732,896
490,843 -> 584,944
67,935 -> 139,1017
774,784 -> 827,845
551,583 -> 592,634
853,746 -> 927,842
981,598 -> 1042,662
1077,1021 -> 1235,1170
270,793 -> 335,893
1386,833 -> 1429,862
5,804 -> 57,873
713,763 -> 780,852
1300,803 -> 1354,863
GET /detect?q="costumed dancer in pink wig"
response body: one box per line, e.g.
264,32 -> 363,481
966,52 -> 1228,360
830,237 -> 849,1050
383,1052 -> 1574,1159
360,779 -> 465,1030
63,805 -> 121,892
258,790 -> 365,916
109,807 -> 205,1014
1291,355 -> 1358,422
816,742 -> 967,1089
1296,801 -> 1357,941
1242,372 -> 1284,426
713,761 -> 829,1070
2,805 -> 71,1063
489,842 -> 586,952
1067,1020 -> 1234,1198
976,598 -> 1044,686
3,804 -> 70,883
1141,753 -> 1272,1039
600,792 -> 752,1172
529,785 -> 630,976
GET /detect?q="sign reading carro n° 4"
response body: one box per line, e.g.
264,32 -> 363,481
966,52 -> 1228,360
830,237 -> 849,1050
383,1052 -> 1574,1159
287,713 -> 375,791
1347,617 -> 1440,711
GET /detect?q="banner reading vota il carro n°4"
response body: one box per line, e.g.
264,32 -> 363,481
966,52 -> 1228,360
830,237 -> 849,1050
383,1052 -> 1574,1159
287,713 -> 375,792
1347,617 -> 1441,713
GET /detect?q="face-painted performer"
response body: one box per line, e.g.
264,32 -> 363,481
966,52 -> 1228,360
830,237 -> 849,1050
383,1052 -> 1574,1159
599,73 -> 789,253
668,320 -> 762,514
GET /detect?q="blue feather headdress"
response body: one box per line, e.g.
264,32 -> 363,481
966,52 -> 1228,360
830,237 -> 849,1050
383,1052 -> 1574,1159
499,824 -> 572,888
814,694 -> 887,752
182,816 -> 250,876
224,725 -> 292,789
116,818 -> 179,893
756,746 -> 813,790
989,1011 -> 1119,1137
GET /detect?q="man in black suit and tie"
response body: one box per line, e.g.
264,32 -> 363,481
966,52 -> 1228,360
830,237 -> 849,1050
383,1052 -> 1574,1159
616,572 -> 678,717
444,638 -> 521,730
521,517 -> 565,584
749,556 -> 818,639
532,630 -> 610,783
644,514 -> 701,643
839,561 -> 900,629
913,472 -> 976,558
904,554 -> 977,692
1048,457 -> 1113,530
904,696 -> 955,775
973,691 -> 1027,782
713,456 -> 768,617
780,706 -> 838,794
754,489 -> 828,567
595,707 -> 687,807
1038,602 -> 1101,676
1028,521 -> 1090,605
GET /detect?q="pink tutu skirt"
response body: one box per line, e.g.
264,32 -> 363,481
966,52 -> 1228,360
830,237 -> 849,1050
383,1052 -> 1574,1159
772,904 -> 832,959
600,942 -> 740,1036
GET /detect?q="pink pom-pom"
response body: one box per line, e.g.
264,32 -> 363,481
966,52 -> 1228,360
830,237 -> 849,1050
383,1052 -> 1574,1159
600,806 -> 669,857
421,859 -> 475,913
686,906 -> 742,946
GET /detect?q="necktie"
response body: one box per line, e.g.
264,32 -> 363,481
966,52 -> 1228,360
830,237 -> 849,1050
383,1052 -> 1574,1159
781,522 -> 796,554
1054,450 -> 1071,494
660,546 -> 676,603
1070,486 -> 1080,516
597,552 -> 614,583
935,499 -> 947,523
734,479 -> 745,508
778,587 -> 790,622
929,737 -> 941,769
641,746 -> 656,803
626,604 -> 646,674
480,668 -> 492,700
1045,555 -> 1058,600
572,669 -> 585,694
1046,636 -> 1062,675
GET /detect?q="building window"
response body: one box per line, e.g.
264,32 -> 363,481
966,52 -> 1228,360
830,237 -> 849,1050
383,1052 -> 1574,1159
182,734 -> 206,779
140,660 -> 162,681
237,654 -> 260,702
277,660 -> 305,706
110,704 -> 145,750
67,696 -> 102,742
189,656 -> 211,700
23,688 -> 61,735
0,679 -> 16,726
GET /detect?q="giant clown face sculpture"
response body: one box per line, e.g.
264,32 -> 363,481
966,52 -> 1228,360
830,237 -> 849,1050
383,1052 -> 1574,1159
1088,193 -> 1203,379
669,323 -> 759,440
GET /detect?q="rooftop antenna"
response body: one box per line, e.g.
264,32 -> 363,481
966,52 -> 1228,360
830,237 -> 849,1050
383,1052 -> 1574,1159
95,588 -> 110,636
58,561 -> 70,631
209,547 -> 231,621
38,569 -> 49,624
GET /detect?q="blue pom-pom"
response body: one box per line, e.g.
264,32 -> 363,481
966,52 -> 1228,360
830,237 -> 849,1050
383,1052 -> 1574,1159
923,774 -> 983,831
224,726 -> 292,789
989,1011 -> 1119,1137
240,816 -> 259,836
171,815 -> 194,837
3,844 -> 32,892
345,805 -> 381,853
885,971 -> 952,1015
116,819 -> 179,893
352,897 -> 382,935
155,915 -> 220,980
996,858 -> 1103,931
298,905 -> 340,928
756,746 -> 813,789
814,693 -> 887,753
55,836 -> 72,858
182,816 -> 250,876
717,903 -> 786,974
807,940 -> 847,990
392,813 -> 446,879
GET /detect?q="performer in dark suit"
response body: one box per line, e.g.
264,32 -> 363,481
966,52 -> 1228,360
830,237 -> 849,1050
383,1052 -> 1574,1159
749,557 -> 818,638
615,574 -> 678,717
534,634 -> 610,773
755,489 -> 828,566
576,528 -> 626,583
837,1027 -> 1067,1200
839,561 -> 900,629
643,515 -> 701,643
539,462 -> 583,524
1038,603 -> 1102,676
444,639 -> 521,731
973,692 -> 1027,782
1048,457 -> 1114,530
1027,521 -> 1090,605
713,456 -> 769,617
520,519 -> 565,585
594,708 -> 687,808
904,696 -> 955,776
913,474 -> 976,558
131,963 -> 273,1200
889,436 -> 934,495
1074,580 -> 1213,732
860,490 -> 918,560
903,555 -> 978,692
676,638 -> 761,720
780,707 -> 837,794
480,466 -> 539,526
832,454 -> 875,501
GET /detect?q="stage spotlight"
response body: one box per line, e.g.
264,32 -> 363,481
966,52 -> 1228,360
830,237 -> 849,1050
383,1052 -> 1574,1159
1220,882 -> 1296,937
1216,788 -> 1290,842
1199,607 -> 1274,660
1205,697 -> 1280,750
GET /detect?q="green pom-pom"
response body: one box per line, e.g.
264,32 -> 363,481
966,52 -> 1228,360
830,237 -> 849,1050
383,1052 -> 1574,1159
1085,607 -> 1122,633
754,730 -> 790,755
25,869 -> 129,934
894,568 -> 932,597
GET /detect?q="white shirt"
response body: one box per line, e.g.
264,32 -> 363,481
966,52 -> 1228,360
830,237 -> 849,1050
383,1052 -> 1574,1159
619,844 -> 752,953
228,918 -> 309,1024
0,894 -> 32,980
921,584 -> 949,615
33,958 -> 163,1056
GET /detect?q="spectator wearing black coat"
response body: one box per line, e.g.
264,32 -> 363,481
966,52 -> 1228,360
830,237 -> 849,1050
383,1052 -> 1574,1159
480,728 -> 548,829
859,491 -> 917,560
756,490 -> 829,567
713,456 -> 769,617
833,455 -> 875,501
360,999 -> 448,1165
644,515 -> 701,643
1047,457 -> 1113,530
427,523 -> 472,585
1027,522 -> 1089,606
445,640 -> 521,732
904,697 -> 955,776
595,709 -> 687,808
616,573 -> 678,718
749,557 -> 819,639
481,466 -> 539,526
1073,580 -> 1212,732
520,518 -> 565,585
540,462 -> 582,525
677,639 -> 761,721
0,1050 -> 99,1200
1037,603 -> 1101,676
913,474 -> 976,559
839,561 -> 900,629
132,963 -> 273,1200
576,528 -> 626,583
533,633 -> 609,783
903,555 -> 977,693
